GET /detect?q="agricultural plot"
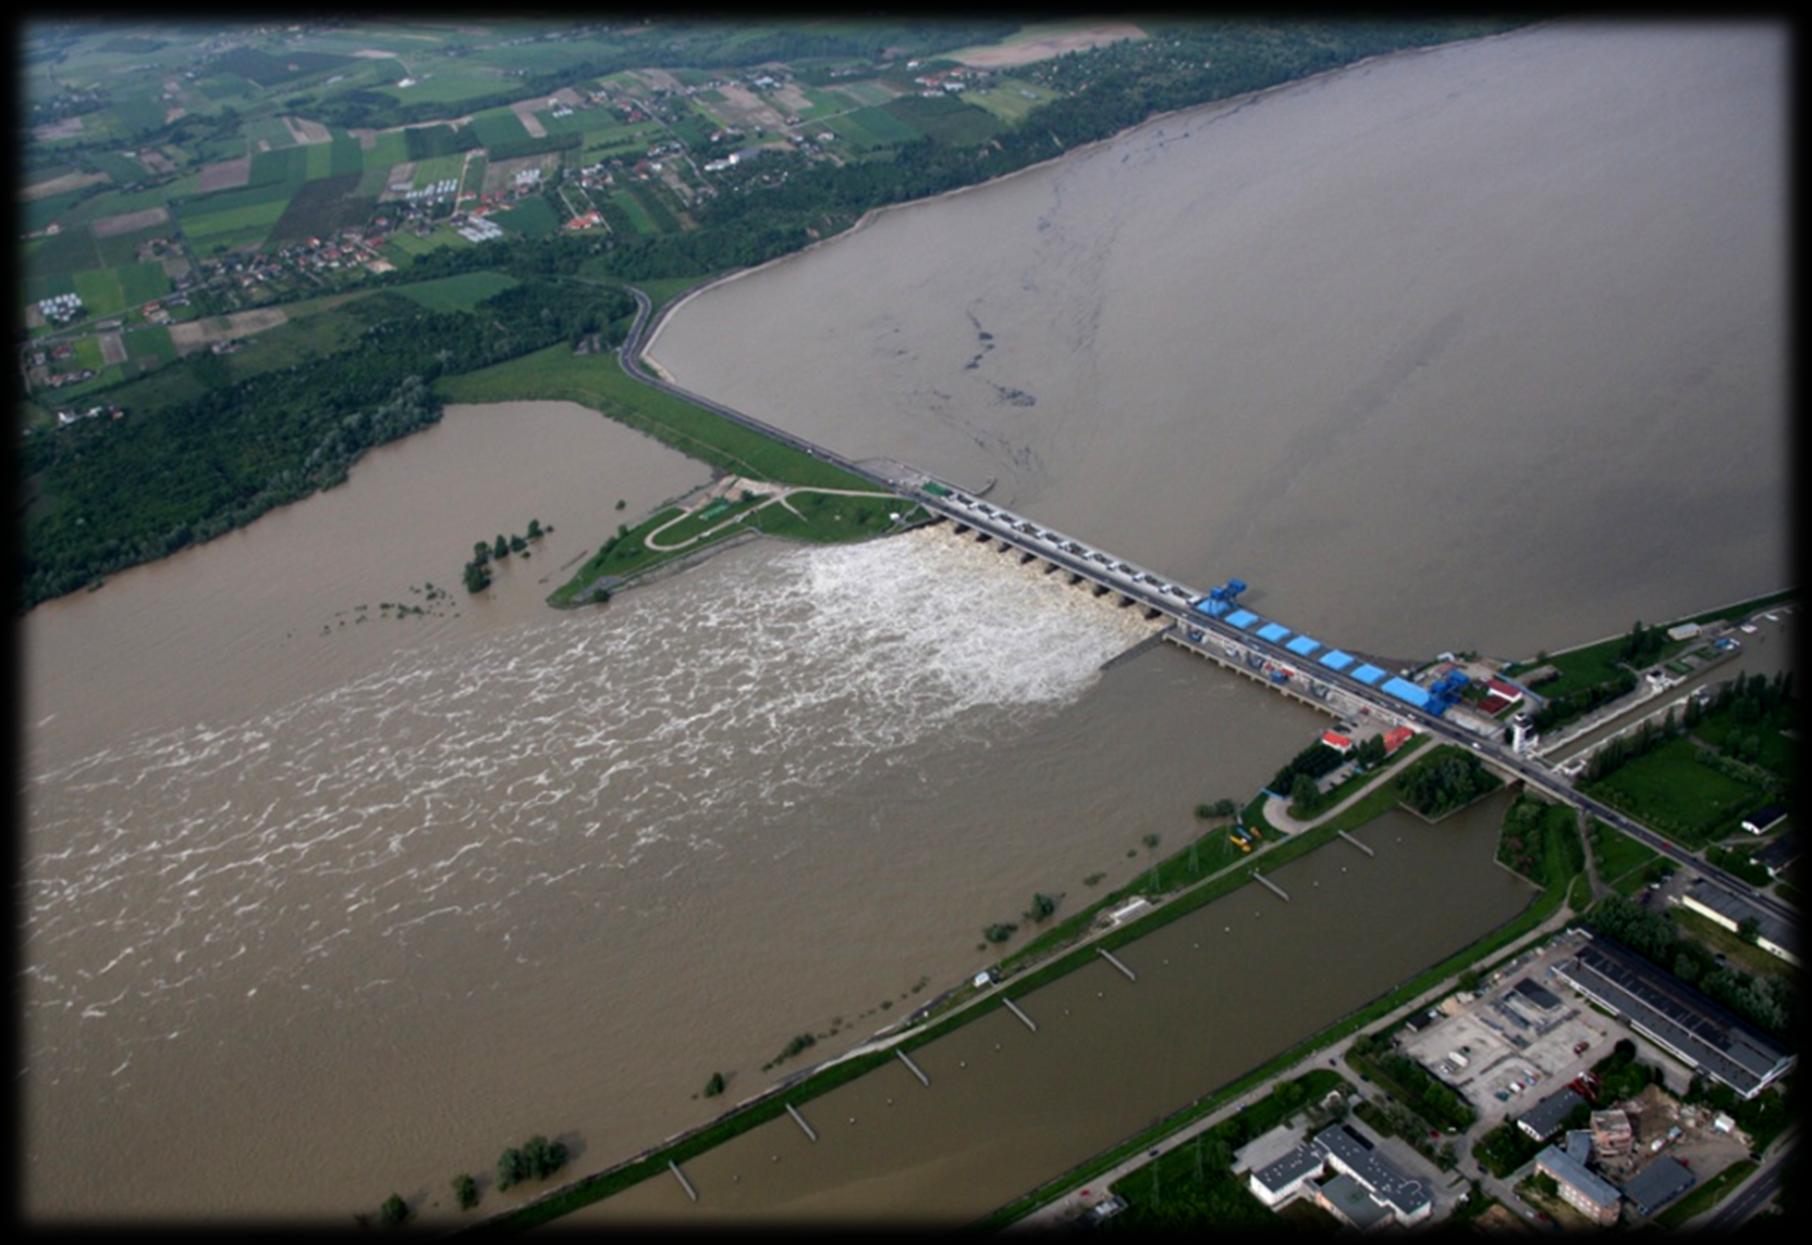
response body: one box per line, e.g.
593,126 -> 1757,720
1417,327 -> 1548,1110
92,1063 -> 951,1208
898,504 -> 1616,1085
243,115 -> 301,151
624,181 -> 681,234
608,188 -> 660,236
391,271 -> 520,313
378,68 -> 509,105
214,46 -> 350,87
82,151 -> 144,184
469,108 -> 532,149
965,77 -> 1063,123
491,194 -> 561,237
116,260 -> 172,306
125,325 -> 177,368
884,94 -> 1003,145
303,137 -> 365,179
27,225 -> 104,278
826,104 -> 922,148
411,154 -> 466,189
180,199 -> 291,251
827,78 -> 899,107
266,176 -> 373,246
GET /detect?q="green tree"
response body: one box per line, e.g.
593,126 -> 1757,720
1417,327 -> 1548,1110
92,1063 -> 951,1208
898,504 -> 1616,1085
509,533 -> 527,554
1738,916 -> 1761,944
497,1146 -> 528,1190
1027,892 -> 1057,921
378,1193 -> 409,1227
463,560 -> 491,593
494,534 -> 510,559
527,518 -> 542,539
452,1173 -> 479,1211
704,1071 -> 726,1097
1290,771 -> 1321,817
473,540 -> 490,565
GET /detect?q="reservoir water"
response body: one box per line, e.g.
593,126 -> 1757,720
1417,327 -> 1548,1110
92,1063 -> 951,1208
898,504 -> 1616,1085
649,21 -> 1786,662
21,20 -> 1787,1223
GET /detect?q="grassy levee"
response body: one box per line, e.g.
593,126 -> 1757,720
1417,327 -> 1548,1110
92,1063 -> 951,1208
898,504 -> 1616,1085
1656,1158 -> 1758,1228
434,344 -> 875,492
992,738 -> 1431,981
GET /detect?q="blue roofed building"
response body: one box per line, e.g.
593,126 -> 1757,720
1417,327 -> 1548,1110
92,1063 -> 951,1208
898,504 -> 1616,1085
1318,649 -> 1356,671
1256,621 -> 1291,643
1286,634 -> 1321,657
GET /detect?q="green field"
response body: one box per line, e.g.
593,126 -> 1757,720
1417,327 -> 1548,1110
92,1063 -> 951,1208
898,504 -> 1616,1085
1582,736 -> 1773,847
410,153 -> 467,189
827,104 -> 922,148
377,68 -> 509,105
180,199 -> 290,249
468,108 -> 531,148
70,267 -> 126,318
125,325 -> 176,366
491,194 -> 561,237
435,343 -> 874,493
1588,819 -> 1659,888
392,271 -> 520,313
623,180 -> 680,233
884,94 -> 1002,145
966,78 -> 1062,123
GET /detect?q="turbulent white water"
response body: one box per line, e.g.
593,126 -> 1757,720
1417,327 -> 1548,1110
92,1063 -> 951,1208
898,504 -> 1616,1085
21,528 -> 1155,1102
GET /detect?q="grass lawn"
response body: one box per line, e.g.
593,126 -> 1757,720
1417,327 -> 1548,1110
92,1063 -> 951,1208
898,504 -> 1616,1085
435,344 -> 873,492
1671,906 -> 1793,980
1581,735 -> 1773,848
1656,1159 -> 1756,1228
1588,818 -> 1659,888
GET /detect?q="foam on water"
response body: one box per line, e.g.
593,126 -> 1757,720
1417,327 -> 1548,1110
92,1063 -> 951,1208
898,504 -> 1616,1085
23,529 -> 1153,1089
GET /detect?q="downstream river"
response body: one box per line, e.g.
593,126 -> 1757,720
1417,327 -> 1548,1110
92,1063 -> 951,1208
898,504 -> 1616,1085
21,19 -> 1786,1225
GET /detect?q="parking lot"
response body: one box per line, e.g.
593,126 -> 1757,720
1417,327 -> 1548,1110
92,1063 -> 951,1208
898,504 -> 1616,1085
1397,933 -> 1689,1129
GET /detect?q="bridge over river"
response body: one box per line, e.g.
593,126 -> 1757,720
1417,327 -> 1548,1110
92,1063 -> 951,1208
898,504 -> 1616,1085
618,287 -> 1796,935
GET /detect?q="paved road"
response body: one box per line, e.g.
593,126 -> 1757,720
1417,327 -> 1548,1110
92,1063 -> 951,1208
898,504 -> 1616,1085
1697,1132 -> 1795,1229
616,286 -> 1795,934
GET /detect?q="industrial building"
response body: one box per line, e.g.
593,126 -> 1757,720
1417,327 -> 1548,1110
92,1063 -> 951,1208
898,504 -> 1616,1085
1591,1109 -> 1634,1158
1753,829 -> 1800,879
1516,1086 -> 1586,1142
1551,937 -> 1796,1099
1535,1144 -> 1623,1224
1675,879 -> 1798,966
1247,1124 -> 1432,1228
1621,1156 -> 1697,1218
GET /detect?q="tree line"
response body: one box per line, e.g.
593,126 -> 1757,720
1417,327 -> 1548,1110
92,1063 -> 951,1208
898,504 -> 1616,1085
1586,895 -> 1794,1037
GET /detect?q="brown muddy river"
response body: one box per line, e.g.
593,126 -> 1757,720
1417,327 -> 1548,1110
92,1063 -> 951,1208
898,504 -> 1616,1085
575,792 -> 1530,1223
21,19 -> 1787,1226
649,21 -> 1787,662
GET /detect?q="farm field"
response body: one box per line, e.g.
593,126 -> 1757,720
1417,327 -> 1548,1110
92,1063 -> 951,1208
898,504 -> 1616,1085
391,271 -> 520,313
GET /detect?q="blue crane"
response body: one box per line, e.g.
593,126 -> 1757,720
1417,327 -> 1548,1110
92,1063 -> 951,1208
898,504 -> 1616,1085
1191,577 -> 1248,618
